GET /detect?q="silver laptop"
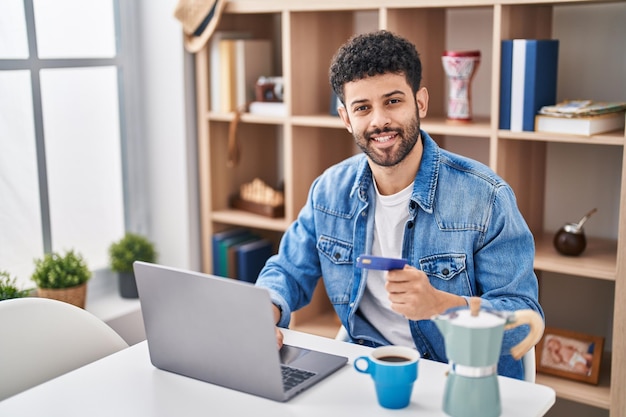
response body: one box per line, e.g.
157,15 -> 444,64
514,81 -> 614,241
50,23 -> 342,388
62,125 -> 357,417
133,261 -> 347,402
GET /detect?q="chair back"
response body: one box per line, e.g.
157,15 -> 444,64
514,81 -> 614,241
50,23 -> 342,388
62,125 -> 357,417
0,297 -> 128,400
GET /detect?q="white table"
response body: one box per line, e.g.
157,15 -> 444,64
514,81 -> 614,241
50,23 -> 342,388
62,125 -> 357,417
0,329 -> 555,416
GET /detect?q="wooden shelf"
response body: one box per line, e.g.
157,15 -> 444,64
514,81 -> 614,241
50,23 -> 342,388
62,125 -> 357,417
534,233 -> 617,281
211,209 -> 290,232
422,116 -> 492,137
536,353 -> 613,410
499,129 -> 625,146
195,3 -> 626,415
207,111 -> 285,125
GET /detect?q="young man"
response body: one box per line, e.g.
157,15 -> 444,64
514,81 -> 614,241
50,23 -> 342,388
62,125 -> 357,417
255,30 -> 542,379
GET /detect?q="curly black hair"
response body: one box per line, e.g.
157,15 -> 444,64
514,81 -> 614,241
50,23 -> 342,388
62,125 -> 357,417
329,30 -> 422,106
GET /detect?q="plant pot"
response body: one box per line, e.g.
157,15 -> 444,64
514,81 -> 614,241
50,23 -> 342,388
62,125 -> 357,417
37,282 -> 87,309
118,271 -> 139,298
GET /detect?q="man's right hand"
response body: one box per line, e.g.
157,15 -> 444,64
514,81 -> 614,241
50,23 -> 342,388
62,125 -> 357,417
272,304 -> 284,349
275,326 -> 284,349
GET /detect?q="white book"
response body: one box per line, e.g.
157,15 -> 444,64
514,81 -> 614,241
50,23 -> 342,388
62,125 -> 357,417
510,39 -> 527,132
535,111 -> 625,136
248,102 -> 286,117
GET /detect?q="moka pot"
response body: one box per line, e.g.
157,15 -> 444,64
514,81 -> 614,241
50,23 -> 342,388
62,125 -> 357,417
432,297 -> 544,417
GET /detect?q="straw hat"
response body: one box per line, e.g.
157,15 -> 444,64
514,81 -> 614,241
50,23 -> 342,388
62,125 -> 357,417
173,0 -> 228,53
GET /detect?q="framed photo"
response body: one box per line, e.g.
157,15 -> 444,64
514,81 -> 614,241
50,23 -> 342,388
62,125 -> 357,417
536,327 -> 604,385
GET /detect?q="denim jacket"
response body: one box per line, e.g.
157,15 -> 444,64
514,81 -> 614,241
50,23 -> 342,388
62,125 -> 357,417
256,130 -> 543,379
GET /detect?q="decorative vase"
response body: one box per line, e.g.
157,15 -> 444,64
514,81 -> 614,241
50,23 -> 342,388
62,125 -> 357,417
118,271 -> 139,299
37,282 -> 87,309
441,50 -> 481,121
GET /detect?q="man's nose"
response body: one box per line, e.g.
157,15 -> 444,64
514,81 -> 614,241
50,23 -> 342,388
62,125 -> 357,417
370,106 -> 391,129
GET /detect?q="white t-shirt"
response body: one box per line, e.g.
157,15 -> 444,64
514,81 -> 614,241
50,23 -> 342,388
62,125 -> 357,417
358,180 -> 415,347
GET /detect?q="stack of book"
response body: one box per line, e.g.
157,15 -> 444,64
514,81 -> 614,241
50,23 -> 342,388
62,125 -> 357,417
535,100 -> 626,136
211,228 -> 274,283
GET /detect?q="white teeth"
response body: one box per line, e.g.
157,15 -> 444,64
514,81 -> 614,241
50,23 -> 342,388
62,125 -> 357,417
373,135 -> 393,143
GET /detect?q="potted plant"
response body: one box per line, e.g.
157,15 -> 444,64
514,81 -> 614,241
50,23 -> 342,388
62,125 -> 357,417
31,250 -> 91,308
0,270 -> 31,301
108,232 -> 157,298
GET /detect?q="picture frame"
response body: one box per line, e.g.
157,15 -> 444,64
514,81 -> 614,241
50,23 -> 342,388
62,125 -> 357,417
536,327 -> 604,385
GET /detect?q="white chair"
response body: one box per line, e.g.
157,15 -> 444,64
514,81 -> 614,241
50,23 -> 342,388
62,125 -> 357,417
334,325 -> 536,382
523,346 -> 536,383
334,324 -> 350,342
0,297 -> 129,400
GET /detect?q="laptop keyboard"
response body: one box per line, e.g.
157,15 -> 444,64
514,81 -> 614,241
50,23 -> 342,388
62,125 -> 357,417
281,365 -> 316,391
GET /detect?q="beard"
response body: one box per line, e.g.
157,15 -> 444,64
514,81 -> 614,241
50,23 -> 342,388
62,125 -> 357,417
353,111 -> 421,168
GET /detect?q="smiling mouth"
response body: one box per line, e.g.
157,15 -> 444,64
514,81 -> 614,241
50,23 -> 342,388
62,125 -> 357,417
370,132 -> 397,143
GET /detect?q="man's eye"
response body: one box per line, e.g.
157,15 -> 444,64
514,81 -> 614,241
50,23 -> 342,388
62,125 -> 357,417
354,105 -> 368,112
388,98 -> 401,105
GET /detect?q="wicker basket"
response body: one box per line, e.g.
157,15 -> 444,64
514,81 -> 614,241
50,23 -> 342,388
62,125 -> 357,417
37,282 -> 87,309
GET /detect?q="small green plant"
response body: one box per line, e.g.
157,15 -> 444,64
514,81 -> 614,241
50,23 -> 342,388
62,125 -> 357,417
0,271 -> 30,300
108,232 -> 157,273
31,250 -> 91,289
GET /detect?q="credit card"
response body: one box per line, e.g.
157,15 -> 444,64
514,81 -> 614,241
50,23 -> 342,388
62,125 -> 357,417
356,255 -> 408,270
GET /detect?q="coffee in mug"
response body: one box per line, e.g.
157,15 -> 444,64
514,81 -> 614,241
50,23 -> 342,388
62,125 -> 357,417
354,345 -> 420,409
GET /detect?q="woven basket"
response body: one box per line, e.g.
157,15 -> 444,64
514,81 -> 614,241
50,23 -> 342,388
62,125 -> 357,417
37,282 -> 87,309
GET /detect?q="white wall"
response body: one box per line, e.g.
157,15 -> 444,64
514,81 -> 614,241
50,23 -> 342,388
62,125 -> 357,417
135,0 -> 200,272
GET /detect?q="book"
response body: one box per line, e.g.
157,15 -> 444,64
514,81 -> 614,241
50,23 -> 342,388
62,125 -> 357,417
218,39 -> 238,113
218,38 -> 273,112
248,101 -> 287,117
218,232 -> 258,277
210,31 -> 251,112
227,235 -> 261,279
236,239 -> 273,283
498,39 -> 513,129
329,90 -> 342,116
535,111 -> 625,136
500,39 -> 559,131
211,228 -> 249,275
539,100 -> 626,117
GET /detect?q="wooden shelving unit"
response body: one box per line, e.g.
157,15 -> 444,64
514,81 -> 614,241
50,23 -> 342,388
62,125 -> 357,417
193,1 -> 625,415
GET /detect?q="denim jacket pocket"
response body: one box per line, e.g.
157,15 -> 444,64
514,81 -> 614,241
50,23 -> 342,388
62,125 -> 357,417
419,253 -> 471,295
316,235 -> 353,305
317,235 -> 353,265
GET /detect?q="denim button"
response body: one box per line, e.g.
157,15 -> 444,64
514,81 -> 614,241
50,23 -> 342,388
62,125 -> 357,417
407,221 -> 414,229
442,268 -> 450,276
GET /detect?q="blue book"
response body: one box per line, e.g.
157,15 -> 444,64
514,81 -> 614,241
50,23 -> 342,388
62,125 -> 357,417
499,40 -> 514,129
211,228 -> 249,276
236,239 -> 273,283
218,232 -> 257,277
508,39 -> 559,132
226,235 -> 260,279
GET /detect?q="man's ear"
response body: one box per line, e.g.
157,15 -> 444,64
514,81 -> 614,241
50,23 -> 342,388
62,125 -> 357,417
416,87 -> 429,118
338,106 -> 353,134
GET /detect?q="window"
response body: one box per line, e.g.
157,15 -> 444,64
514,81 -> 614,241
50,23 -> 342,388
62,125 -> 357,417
0,0 -> 139,289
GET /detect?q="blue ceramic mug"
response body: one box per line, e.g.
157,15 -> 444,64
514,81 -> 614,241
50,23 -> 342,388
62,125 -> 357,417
354,345 -> 420,409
